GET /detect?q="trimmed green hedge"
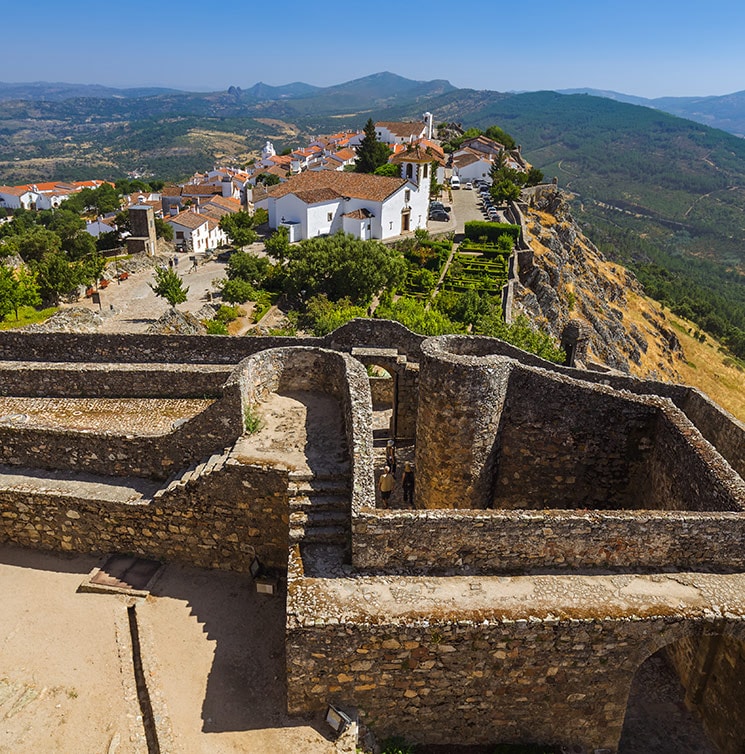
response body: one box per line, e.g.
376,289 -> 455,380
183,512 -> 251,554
464,221 -> 521,244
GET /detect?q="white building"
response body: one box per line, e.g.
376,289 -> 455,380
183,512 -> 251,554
264,155 -> 431,242
167,210 -> 227,254
374,121 -> 428,145
451,150 -> 494,184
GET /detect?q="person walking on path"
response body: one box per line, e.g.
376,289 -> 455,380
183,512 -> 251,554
378,465 -> 395,508
385,439 -> 396,476
402,461 -> 415,506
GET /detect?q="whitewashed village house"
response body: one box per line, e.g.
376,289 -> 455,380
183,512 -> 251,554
262,149 -> 432,242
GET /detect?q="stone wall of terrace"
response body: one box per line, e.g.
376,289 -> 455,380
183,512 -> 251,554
0,462 -> 290,570
0,382 -> 243,480
286,554 -> 745,752
0,362 -> 230,398
351,507 -> 745,574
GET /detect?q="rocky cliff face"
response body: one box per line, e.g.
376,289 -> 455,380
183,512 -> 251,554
515,188 -> 683,380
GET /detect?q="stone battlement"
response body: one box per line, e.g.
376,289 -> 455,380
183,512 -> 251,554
0,320 -> 744,753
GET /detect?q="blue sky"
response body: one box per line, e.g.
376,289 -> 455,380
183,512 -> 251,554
2,0 -> 744,98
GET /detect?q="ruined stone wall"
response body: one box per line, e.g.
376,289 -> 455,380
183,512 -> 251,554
0,384 -> 243,480
351,508 -> 745,574
0,319 -> 425,366
369,375 -> 394,407
394,362 -> 419,440
416,337 -> 513,509
0,362 -> 230,398
666,635 -> 745,754
0,463 -> 289,570
238,347 -> 375,518
286,596 -> 705,751
645,406 -> 745,513
495,367 -> 658,509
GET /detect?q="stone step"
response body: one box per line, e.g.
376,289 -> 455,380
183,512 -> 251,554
0,464 -> 158,504
289,508 -> 348,529
289,524 -> 347,545
289,493 -> 348,512
153,448 -> 231,498
289,479 -> 350,497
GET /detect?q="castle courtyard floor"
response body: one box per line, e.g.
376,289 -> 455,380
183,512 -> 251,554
0,544 -> 340,754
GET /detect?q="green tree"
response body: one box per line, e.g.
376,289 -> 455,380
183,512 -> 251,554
154,217 -> 174,240
149,266 -> 188,307
374,162 -> 400,177
484,125 -> 517,149
265,226 -> 290,262
255,173 -> 281,186
0,263 -> 41,321
220,278 -> 257,304
219,211 -> 257,248
226,252 -> 271,285
476,311 -> 565,363
283,233 -> 406,304
376,295 -> 460,336
32,251 -> 84,304
354,118 -> 391,174
64,184 -> 121,215
5,227 -> 62,263
299,294 -> 367,336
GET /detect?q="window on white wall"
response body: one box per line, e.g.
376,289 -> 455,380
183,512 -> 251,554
327,212 -> 333,221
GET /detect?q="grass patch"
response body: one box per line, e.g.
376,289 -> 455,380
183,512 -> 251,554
0,306 -> 57,329
243,405 -> 263,434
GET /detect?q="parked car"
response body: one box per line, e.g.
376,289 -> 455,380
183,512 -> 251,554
464,182 -> 473,190
429,210 -> 450,222
430,201 -> 451,212
449,176 -> 460,189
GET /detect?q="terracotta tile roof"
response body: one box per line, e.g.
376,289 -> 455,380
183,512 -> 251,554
343,208 -> 373,219
376,121 -> 426,139
452,151 -> 486,169
161,185 -> 183,196
0,185 -> 31,196
334,147 -> 356,161
181,183 -> 222,197
295,187 -> 342,203
419,138 -> 445,158
390,143 -> 441,165
269,155 -> 293,166
268,171 -> 406,204
168,211 -> 209,230
205,195 -> 241,212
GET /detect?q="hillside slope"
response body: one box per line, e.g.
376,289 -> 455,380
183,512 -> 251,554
515,188 -> 684,381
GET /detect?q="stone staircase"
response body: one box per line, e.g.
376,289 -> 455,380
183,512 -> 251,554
288,471 -> 350,550
152,449 -> 232,501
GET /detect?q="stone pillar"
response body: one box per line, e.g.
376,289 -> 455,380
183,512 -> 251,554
560,319 -> 591,368
415,336 -> 513,509
393,361 -> 418,440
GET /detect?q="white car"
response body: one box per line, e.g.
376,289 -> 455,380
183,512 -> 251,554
450,176 -> 460,189
464,182 -> 473,190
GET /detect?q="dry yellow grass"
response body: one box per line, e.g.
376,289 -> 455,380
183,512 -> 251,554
668,313 -> 745,423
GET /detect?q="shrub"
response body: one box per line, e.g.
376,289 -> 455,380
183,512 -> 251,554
464,221 -> 521,244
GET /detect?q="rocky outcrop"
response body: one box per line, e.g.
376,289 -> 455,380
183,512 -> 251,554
516,188 -> 683,379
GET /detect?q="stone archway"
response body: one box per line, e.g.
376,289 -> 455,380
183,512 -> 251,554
620,627 -> 745,754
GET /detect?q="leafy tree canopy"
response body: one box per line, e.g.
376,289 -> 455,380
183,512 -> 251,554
283,232 -> 406,305
355,118 -> 391,174
0,263 -> 41,321
149,266 -> 188,307
373,162 -> 400,177
219,211 -> 258,247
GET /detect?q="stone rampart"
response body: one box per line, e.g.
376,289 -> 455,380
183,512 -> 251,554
286,566 -> 745,752
351,507 -> 745,573
416,337 -> 513,509
0,362 -> 230,398
236,347 -> 375,518
0,382 -> 243,480
0,462 -> 289,570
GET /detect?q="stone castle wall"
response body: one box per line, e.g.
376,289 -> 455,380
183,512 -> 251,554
0,462 -> 290,570
0,383 -> 243,480
0,362 -> 230,398
351,507 -> 745,574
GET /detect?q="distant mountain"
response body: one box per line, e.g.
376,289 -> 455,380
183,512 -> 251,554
0,81 -> 185,101
243,81 -> 322,100
557,87 -> 745,137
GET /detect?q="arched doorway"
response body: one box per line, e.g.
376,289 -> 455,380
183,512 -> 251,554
619,632 -> 745,753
